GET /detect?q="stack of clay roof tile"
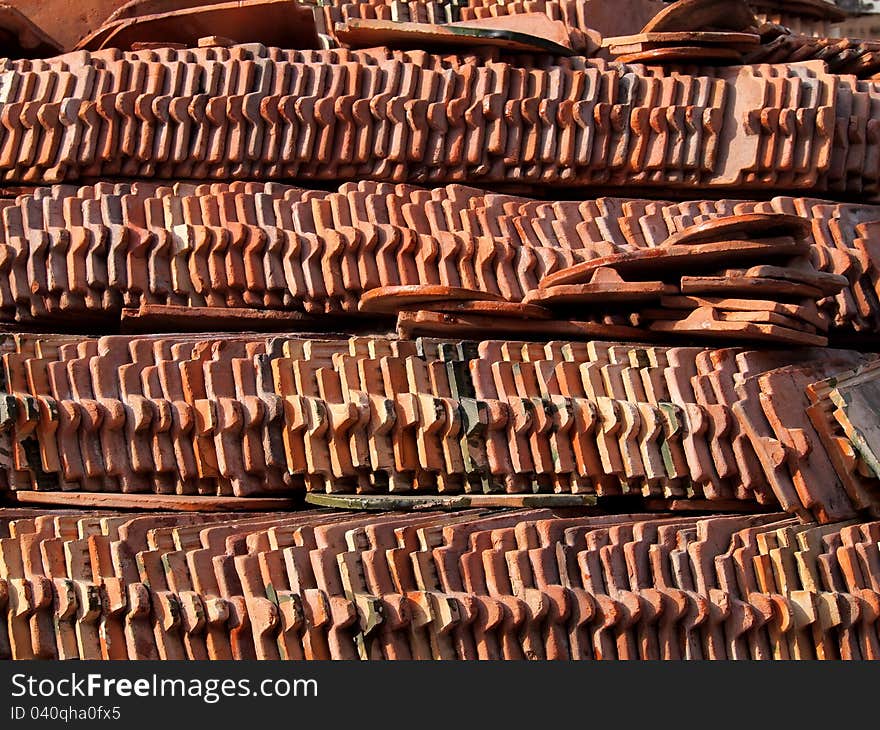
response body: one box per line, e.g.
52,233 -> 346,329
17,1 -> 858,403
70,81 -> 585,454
525,212 -> 846,347
0,46 -> 878,199
5,0 -> 880,663
745,35 -> 880,77
1,183 -> 880,341
806,360 -> 880,517
5,507 -> 880,660
0,0 -> 846,60
3,331 -> 880,527
599,0 -> 764,66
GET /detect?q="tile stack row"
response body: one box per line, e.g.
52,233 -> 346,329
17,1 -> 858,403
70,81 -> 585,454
1,182 -> 880,339
1,331 -> 878,524
0,46 -> 876,197
0,48 -> 725,187
4,507 -> 880,660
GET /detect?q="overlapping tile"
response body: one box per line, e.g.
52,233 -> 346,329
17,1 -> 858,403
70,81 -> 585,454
0,183 -> 876,340
0,45 -> 870,199
3,507 -> 880,660
0,331 -> 877,527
